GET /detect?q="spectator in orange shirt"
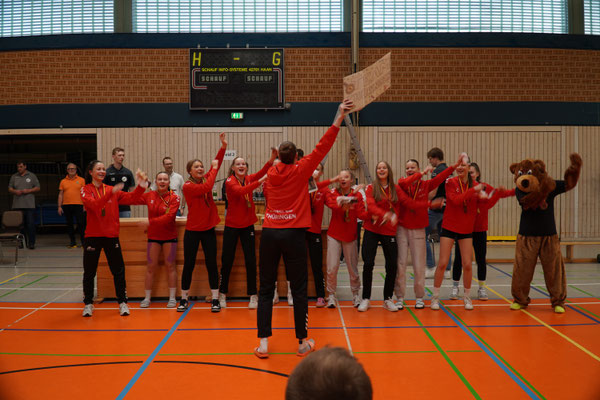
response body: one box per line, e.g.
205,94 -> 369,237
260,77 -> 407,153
58,163 -> 86,248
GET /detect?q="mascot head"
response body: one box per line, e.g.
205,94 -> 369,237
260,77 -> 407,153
509,159 -> 556,210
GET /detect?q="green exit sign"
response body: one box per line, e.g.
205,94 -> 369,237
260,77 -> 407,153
231,112 -> 244,120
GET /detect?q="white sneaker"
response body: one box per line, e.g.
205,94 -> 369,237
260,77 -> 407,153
357,299 -> 370,312
444,270 -> 451,279
287,293 -> 294,306
478,287 -> 488,300
430,297 -> 440,310
327,295 -> 337,308
464,296 -> 474,310
352,294 -> 361,307
82,304 -> 94,317
395,298 -> 404,310
383,299 -> 398,312
415,298 -> 425,309
140,299 -> 151,308
425,268 -> 435,278
273,289 -> 279,304
119,302 -> 130,316
450,286 -> 459,300
249,294 -> 258,309
219,292 -> 227,308
167,298 -> 177,308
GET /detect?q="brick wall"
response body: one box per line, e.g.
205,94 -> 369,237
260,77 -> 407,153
1,47 -> 598,105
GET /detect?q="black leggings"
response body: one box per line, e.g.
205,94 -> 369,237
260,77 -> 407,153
306,231 -> 325,298
83,237 -> 126,304
220,225 -> 257,295
452,231 -> 487,281
182,228 -> 219,291
257,228 -> 308,340
361,229 -> 398,300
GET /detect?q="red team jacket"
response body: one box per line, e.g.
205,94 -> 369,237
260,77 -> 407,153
473,185 -> 515,232
263,125 -> 340,229
132,190 -> 180,241
441,176 -> 481,234
397,165 -> 456,229
225,161 -> 272,228
183,147 -> 226,232
81,183 -> 145,238
325,188 -> 364,242
308,179 -> 333,234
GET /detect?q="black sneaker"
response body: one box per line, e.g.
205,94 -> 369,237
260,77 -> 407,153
211,299 -> 221,313
177,299 -> 188,312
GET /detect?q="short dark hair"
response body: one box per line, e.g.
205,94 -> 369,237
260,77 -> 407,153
85,160 -> 103,184
427,147 -> 444,160
285,347 -> 372,400
406,159 -> 420,168
279,141 -> 297,164
297,148 -> 305,159
162,156 -> 173,164
16,161 -> 26,167
112,147 -> 124,155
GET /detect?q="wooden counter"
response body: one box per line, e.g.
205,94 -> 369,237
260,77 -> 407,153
97,218 -> 327,300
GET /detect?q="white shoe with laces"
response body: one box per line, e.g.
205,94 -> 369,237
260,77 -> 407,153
395,298 -> 404,310
464,296 -> 474,310
478,287 -> 488,300
249,294 -> 258,309
82,304 -> 94,317
450,286 -> 459,300
357,299 -> 370,312
140,299 -> 151,308
383,299 -> 399,312
430,297 -> 440,310
415,298 -> 425,309
219,292 -> 227,308
119,302 -> 130,316
352,294 -> 361,307
167,298 -> 177,308
326,295 -> 337,308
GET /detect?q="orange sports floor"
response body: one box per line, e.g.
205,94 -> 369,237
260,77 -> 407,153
1,296 -> 600,399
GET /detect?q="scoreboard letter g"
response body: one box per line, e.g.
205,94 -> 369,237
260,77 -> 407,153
272,52 -> 281,66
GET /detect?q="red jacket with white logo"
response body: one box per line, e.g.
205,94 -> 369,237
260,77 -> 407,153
183,147 -> 225,231
263,125 -> 339,229
81,183 -> 145,238
441,176 -> 480,234
132,190 -> 180,240
398,165 -> 456,229
308,179 -> 333,234
325,188 -> 364,242
225,161 -> 272,228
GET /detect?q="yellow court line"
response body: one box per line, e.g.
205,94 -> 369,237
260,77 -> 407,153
485,285 -> 600,363
0,272 -> 28,285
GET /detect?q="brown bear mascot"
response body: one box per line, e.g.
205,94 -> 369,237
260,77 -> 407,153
509,153 -> 582,313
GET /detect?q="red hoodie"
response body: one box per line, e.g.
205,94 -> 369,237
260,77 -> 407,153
132,190 -> 180,240
473,185 -> 515,232
81,183 -> 145,238
325,188 -> 363,242
308,179 -> 333,234
398,165 -> 456,229
183,147 -> 225,231
225,160 -> 272,228
441,176 -> 480,234
263,125 -> 339,229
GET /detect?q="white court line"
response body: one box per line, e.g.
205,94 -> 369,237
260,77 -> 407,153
0,287 -> 81,291
335,299 -> 353,355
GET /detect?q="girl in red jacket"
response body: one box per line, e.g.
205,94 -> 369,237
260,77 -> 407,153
178,132 -> 227,313
325,169 -> 363,308
133,171 -> 180,309
358,161 -> 431,312
219,148 -> 277,309
80,160 -> 148,317
450,163 -> 514,301
431,154 -> 484,311
394,155 -> 461,310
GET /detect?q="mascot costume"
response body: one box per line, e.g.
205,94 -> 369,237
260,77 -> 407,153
509,153 -> 582,313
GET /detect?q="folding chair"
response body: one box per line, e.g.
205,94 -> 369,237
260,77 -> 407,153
0,211 -> 25,266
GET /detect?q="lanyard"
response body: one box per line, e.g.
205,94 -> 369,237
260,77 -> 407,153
94,184 -> 106,216
159,190 -> 172,214
236,175 -> 251,208
189,177 -> 210,207
458,178 -> 468,213
379,185 -> 395,212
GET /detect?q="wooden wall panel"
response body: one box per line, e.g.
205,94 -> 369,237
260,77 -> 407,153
96,124 -> 598,239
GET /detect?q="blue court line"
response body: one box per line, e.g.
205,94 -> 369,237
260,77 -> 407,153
441,305 -> 542,399
488,264 -> 600,324
115,301 -> 194,400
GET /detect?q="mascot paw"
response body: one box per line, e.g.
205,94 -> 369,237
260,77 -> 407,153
510,302 -> 524,310
554,305 -> 566,314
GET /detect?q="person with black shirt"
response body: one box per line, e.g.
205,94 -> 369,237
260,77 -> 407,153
425,147 -> 452,279
103,147 -> 136,218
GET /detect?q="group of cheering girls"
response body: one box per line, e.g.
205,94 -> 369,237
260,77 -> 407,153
79,121 -> 513,318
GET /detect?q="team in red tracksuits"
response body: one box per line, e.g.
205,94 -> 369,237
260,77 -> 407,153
178,133 -> 227,313
394,156 -> 459,309
219,150 -> 276,309
451,163 -> 515,300
431,155 -> 484,311
255,100 -> 353,359
80,160 -> 147,317
132,171 -> 180,308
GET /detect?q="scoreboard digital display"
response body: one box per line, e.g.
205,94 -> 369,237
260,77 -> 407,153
189,48 -> 284,110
